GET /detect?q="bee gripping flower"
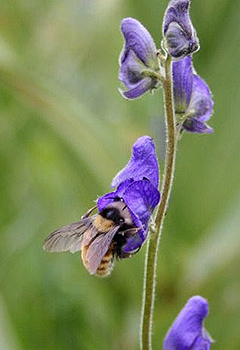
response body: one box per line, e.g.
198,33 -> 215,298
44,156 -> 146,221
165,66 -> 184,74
173,56 -> 214,134
97,136 -> 160,253
163,0 -> 199,59
164,296 -> 213,350
119,18 -> 160,99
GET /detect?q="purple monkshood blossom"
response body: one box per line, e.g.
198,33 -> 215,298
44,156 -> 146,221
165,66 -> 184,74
119,18 -> 160,99
164,296 -> 213,350
163,0 -> 199,59
173,56 -> 214,133
97,136 -> 160,253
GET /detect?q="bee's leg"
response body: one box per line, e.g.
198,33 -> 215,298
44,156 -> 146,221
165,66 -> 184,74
121,225 -> 144,237
81,205 -> 98,219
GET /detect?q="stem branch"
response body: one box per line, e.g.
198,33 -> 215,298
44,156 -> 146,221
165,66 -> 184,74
140,54 -> 177,350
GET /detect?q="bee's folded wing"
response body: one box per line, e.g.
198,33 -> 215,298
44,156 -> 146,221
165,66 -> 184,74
43,218 -> 93,254
86,226 -> 120,275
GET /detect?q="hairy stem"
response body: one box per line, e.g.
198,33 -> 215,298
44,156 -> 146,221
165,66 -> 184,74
140,54 -> 177,350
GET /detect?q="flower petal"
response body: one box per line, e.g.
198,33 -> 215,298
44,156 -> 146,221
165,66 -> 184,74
119,49 -> 146,89
123,180 -> 160,233
119,77 -> 156,99
97,180 -> 134,212
97,191 -> 119,212
163,0 -> 199,59
122,180 -> 160,253
191,332 -> 212,350
164,296 -> 213,350
121,234 -> 144,255
183,118 -> 214,134
173,56 -> 193,114
187,74 -> 214,122
120,17 -> 158,68
111,136 -> 159,188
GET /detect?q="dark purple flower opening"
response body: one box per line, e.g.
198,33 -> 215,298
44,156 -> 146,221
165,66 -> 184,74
119,18 -> 160,99
97,136 -> 160,253
163,0 -> 199,59
164,296 -> 213,350
172,56 -> 214,134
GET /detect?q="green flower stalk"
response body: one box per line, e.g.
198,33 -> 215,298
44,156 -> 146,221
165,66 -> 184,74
118,1 -> 214,349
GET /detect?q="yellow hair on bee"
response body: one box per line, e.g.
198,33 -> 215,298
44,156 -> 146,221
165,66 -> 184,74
81,245 -> 89,271
93,215 -> 115,232
81,243 -> 114,277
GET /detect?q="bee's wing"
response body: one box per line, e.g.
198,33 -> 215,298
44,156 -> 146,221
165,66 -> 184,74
86,225 -> 120,275
43,216 -> 96,254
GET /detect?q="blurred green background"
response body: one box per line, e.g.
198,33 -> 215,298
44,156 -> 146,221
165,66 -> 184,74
0,0 -> 240,349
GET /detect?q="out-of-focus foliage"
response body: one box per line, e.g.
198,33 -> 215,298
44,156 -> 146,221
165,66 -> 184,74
0,0 -> 240,349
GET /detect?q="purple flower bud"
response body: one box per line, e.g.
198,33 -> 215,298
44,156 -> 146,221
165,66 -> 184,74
163,0 -> 199,59
172,56 -> 214,134
98,136 -> 160,253
119,18 -> 160,99
164,296 -> 213,350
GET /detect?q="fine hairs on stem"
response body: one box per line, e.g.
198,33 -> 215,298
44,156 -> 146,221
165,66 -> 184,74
140,54 -> 177,350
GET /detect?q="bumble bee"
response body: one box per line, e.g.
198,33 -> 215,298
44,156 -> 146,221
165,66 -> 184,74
43,200 -> 141,277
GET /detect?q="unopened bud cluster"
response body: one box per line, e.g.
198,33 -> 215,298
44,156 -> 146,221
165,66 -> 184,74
119,0 -> 214,134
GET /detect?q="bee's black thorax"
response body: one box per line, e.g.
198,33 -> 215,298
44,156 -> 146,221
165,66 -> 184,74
100,207 -> 123,225
99,201 -> 134,227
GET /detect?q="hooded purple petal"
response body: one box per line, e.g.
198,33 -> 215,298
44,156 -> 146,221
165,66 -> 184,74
183,118 -> 214,134
123,180 -> 160,230
163,0 -> 199,59
173,56 -> 193,114
164,296 -> 213,350
97,179 -> 134,212
119,77 -> 157,100
122,180 -> 160,253
172,56 -> 214,134
121,233 -> 144,254
97,192 -> 119,212
119,49 -> 147,89
111,136 -> 159,188
187,74 -> 214,122
190,332 -> 212,350
120,18 -> 158,68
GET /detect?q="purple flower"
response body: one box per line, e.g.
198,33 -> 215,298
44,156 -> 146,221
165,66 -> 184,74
164,296 -> 213,350
98,136 -> 160,253
163,0 -> 199,59
173,56 -> 214,134
119,18 -> 160,99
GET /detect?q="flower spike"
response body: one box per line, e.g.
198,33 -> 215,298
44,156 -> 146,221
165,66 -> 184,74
163,0 -> 199,59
